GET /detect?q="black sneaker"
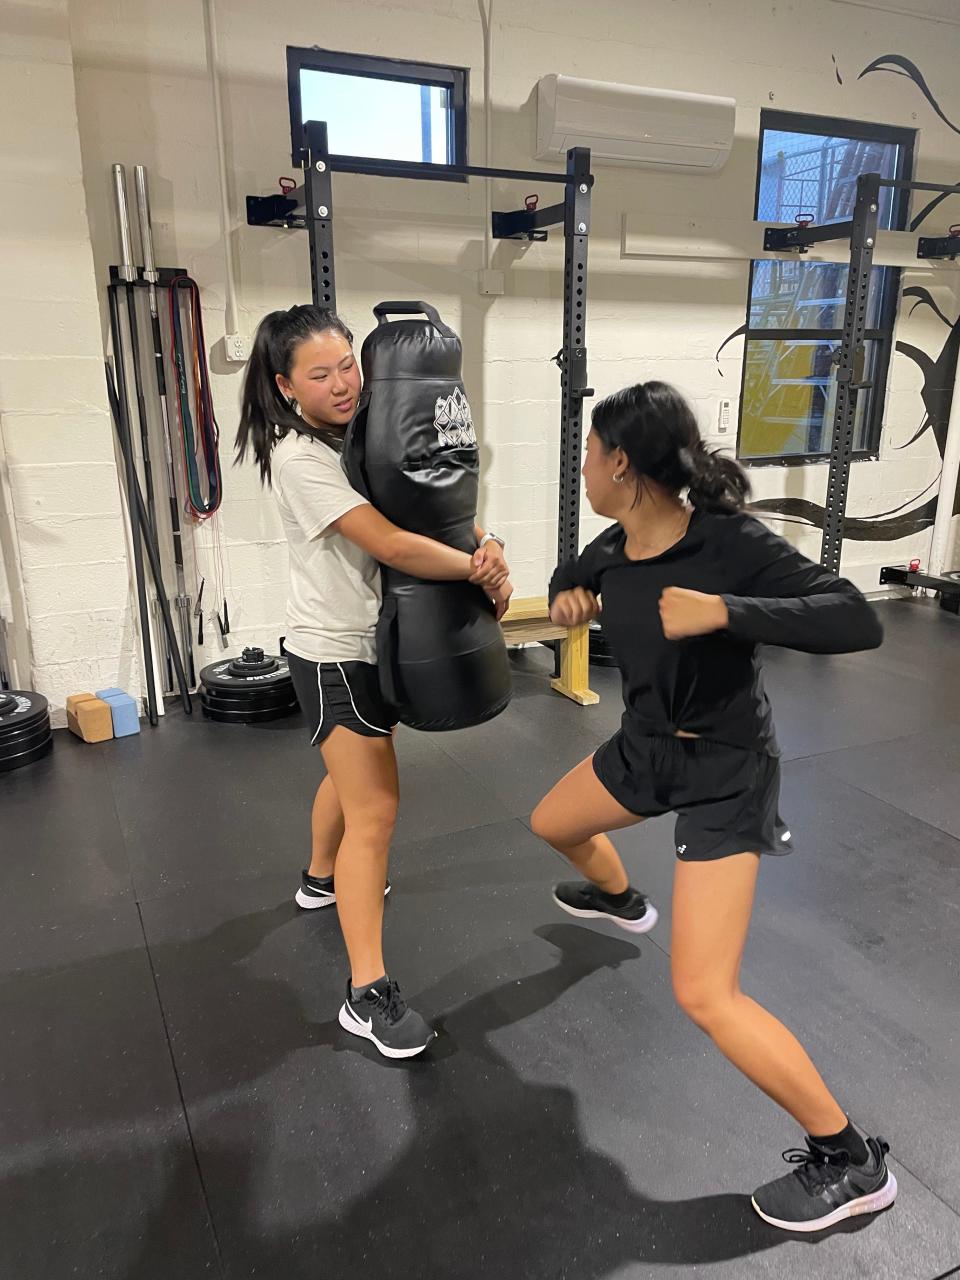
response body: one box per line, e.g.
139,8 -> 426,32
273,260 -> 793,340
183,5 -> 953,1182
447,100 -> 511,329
338,979 -> 436,1059
552,880 -> 658,934
295,870 -> 392,910
752,1134 -> 897,1232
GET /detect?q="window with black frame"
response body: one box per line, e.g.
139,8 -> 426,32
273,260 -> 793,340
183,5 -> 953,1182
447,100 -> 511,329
286,47 -> 469,172
738,112 -> 914,464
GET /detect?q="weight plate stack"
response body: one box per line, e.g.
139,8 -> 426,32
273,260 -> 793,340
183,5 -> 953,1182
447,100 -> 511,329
588,622 -> 619,669
0,691 -> 53,773
198,648 -> 299,724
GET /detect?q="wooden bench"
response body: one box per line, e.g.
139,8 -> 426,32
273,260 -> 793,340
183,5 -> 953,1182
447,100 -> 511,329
500,596 -> 599,706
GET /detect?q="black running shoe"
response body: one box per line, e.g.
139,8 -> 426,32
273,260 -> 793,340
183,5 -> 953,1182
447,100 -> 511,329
552,880 -> 658,934
295,870 -> 392,910
338,979 -> 436,1059
752,1134 -> 897,1232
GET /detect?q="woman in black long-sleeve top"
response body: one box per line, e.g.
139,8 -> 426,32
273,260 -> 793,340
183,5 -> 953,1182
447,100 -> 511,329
531,382 -> 895,1234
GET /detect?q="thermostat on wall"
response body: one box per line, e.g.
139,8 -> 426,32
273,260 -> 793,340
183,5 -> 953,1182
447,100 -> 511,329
717,398 -> 735,435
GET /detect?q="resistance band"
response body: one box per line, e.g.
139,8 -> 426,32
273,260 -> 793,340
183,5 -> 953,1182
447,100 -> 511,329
167,276 -> 223,519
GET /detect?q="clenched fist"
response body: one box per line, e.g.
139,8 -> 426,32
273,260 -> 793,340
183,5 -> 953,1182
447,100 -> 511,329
659,587 -> 728,640
550,587 -> 601,627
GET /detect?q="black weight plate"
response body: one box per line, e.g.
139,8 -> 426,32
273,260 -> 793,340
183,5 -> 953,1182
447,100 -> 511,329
200,655 -> 291,693
0,719 -> 52,757
198,677 -> 294,702
200,687 -> 297,713
588,624 -> 619,669
200,690 -> 297,716
200,698 -> 299,724
227,655 -> 279,677
200,698 -> 296,721
0,693 -> 17,717
0,691 -> 50,739
0,733 -> 53,774
200,693 -> 294,713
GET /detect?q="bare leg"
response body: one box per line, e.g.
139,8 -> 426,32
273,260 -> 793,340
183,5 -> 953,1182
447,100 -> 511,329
671,852 -> 846,1135
531,756 -> 645,894
307,775 -> 344,879
318,728 -> 399,987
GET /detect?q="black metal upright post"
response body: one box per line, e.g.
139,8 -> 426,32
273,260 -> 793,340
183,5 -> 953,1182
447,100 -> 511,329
557,146 -> 593,567
108,284 -> 160,727
820,171 -> 880,573
303,121 -> 336,310
135,164 -> 196,688
104,361 -> 193,715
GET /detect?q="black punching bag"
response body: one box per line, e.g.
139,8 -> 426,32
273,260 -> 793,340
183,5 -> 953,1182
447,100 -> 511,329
342,301 -> 512,731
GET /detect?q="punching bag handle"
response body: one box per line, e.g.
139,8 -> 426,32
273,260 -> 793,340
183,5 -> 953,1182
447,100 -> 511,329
372,301 -> 456,339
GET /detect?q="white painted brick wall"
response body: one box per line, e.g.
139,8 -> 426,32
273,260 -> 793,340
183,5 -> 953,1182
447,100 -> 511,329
0,0 -> 136,720
3,0 -> 953,691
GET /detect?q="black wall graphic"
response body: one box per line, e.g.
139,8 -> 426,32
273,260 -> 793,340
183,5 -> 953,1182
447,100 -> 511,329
717,55 -> 959,542
859,55 -> 960,231
747,495 -> 938,540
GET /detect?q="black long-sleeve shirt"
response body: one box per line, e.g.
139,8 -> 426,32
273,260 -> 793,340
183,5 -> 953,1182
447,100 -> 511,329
548,509 -> 883,755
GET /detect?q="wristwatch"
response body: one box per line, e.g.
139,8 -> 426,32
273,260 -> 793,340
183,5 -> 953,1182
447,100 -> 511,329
479,532 -> 506,550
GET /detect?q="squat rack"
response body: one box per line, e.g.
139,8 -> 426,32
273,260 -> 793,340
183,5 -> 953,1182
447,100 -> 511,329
764,172 -> 960,578
246,120 -> 595,570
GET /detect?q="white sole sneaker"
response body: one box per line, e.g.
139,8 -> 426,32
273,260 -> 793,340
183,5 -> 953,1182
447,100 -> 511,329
751,1169 -> 898,1233
295,887 -> 335,910
552,892 -> 659,935
295,882 -> 392,911
337,1002 -> 436,1060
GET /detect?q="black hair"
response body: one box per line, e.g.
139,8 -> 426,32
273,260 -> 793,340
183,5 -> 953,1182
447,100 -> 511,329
590,381 -> 750,513
235,305 -> 354,483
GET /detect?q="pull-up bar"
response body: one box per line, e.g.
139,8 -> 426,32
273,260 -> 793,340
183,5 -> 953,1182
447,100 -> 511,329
763,177 -> 960,256
246,120 -> 595,569
761,172 -> 960,573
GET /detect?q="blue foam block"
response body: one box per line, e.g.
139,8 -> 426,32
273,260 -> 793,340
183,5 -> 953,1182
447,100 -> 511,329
95,687 -> 124,701
102,692 -> 140,737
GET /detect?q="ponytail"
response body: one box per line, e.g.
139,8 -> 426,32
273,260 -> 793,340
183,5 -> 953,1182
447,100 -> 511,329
682,441 -> 751,514
591,381 -> 750,514
235,305 -> 353,484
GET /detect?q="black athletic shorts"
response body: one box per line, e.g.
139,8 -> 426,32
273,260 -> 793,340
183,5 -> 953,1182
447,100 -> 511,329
287,652 -> 396,746
594,731 -> 792,861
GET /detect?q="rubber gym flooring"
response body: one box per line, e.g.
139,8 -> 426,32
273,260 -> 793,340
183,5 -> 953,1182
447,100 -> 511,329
2,597 -> 960,1280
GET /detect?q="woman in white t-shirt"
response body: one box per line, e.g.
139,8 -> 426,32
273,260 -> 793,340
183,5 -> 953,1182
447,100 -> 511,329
236,305 -> 512,1059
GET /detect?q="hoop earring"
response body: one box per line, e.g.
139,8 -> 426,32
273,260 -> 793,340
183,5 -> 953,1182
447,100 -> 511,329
289,397 -> 303,418
613,473 -> 624,484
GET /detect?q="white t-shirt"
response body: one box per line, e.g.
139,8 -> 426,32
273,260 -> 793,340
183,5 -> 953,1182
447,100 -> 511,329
272,430 -> 381,664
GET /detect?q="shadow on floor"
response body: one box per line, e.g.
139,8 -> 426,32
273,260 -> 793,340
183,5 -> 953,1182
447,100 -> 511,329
3,902 -> 881,1280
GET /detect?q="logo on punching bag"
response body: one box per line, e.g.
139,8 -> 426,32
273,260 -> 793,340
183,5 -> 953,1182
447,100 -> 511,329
434,387 -> 478,448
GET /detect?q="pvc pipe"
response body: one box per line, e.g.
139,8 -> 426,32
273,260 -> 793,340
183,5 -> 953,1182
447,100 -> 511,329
202,0 -> 239,334
478,0 -> 494,270
929,333 -> 960,576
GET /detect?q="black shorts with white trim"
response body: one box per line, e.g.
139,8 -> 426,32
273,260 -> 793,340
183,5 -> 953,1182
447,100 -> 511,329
594,731 -> 792,861
287,652 -> 396,746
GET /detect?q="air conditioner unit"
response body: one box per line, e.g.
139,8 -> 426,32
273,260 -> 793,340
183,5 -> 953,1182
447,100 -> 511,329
536,74 -> 736,173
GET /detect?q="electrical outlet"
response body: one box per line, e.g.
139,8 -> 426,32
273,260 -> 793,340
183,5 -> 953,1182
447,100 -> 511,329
225,333 -> 249,363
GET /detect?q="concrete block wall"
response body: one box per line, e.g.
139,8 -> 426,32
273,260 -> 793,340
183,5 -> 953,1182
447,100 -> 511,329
70,0 -> 960,620
4,0 -> 958,711
0,0 -> 137,718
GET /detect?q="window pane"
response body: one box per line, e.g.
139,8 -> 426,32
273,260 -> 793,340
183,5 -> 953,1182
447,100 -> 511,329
749,260 -> 888,330
299,69 -> 452,163
757,129 -> 901,228
739,338 -> 878,459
